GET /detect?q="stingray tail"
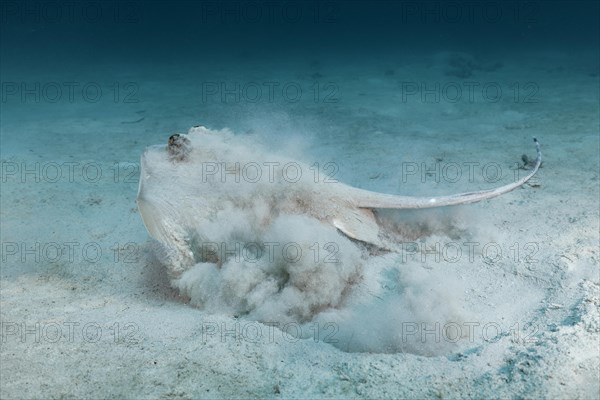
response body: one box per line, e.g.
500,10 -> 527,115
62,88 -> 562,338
354,139 -> 541,209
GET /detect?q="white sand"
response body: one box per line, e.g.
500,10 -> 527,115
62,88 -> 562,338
1,50 -> 598,399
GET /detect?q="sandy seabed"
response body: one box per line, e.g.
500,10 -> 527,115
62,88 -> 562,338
1,50 -> 599,399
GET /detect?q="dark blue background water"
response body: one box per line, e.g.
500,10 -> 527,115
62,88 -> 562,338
2,1 -> 598,72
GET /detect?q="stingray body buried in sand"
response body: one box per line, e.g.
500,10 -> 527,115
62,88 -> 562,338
137,126 -> 541,313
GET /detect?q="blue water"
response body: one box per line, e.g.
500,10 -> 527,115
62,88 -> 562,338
2,1 -> 598,134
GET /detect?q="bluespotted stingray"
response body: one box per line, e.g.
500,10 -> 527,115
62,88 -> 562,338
137,126 -> 541,279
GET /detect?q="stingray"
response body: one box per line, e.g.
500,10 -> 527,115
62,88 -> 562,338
137,126 -> 541,277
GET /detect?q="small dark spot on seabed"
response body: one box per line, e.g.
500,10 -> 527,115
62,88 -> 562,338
121,117 -> 145,124
86,196 -> 102,206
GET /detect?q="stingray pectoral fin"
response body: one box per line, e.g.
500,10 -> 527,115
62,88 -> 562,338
353,138 -> 542,209
332,208 -> 389,249
137,196 -> 166,242
137,195 -> 196,274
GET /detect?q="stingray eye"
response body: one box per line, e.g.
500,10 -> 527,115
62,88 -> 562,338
168,134 -> 180,147
167,134 -> 191,162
